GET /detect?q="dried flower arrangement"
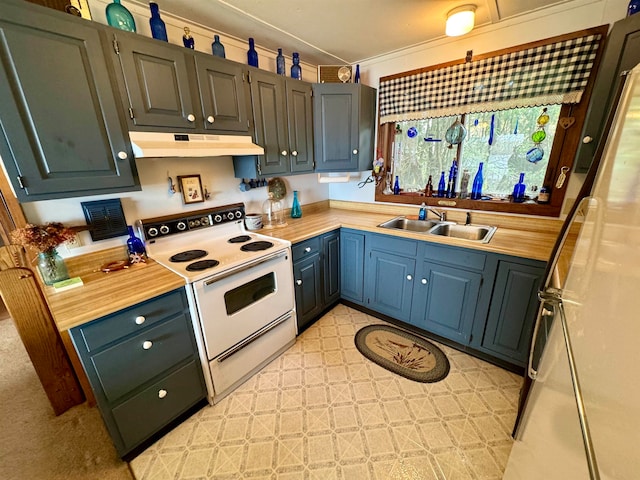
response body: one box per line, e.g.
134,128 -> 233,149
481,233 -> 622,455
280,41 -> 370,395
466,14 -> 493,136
11,222 -> 77,254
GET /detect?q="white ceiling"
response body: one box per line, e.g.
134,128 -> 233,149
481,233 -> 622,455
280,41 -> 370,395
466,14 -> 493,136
145,0 -> 575,65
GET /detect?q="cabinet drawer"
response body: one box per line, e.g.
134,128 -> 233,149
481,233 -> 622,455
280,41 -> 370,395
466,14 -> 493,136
292,236 -> 321,261
112,360 -> 204,451
422,243 -> 486,271
92,313 -> 195,403
78,289 -> 186,352
369,234 -> 418,256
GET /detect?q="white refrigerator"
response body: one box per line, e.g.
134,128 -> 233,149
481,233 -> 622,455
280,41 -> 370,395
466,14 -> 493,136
503,64 -> 640,479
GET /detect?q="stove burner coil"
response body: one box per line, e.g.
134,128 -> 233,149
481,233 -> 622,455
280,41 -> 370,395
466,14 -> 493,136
186,259 -> 220,271
228,235 -> 251,243
240,241 -> 274,252
170,249 -> 208,262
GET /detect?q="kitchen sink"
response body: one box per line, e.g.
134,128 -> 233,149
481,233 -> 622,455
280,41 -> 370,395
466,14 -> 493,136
428,223 -> 497,243
378,216 -> 440,232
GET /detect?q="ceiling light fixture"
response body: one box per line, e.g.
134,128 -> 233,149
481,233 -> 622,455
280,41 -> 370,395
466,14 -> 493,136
446,5 -> 476,37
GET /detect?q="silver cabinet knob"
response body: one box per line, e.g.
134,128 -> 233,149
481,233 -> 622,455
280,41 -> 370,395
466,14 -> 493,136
281,150 -> 288,156
117,151 -> 128,160
207,115 -> 215,123
421,278 -> 427,285
582,136 -> 593,144
142,340 -> 153,350
352,149 -> 358,155
158,389 -> 167,399
296,279 -> 302,285
291,150 -> 298,156
135,315 -> 146,325
304,247 -> 311,253
406,275 -> 412,281
187,114 -> 196,122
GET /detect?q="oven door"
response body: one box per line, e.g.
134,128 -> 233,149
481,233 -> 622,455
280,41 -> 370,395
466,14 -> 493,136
193,249 -> 295,360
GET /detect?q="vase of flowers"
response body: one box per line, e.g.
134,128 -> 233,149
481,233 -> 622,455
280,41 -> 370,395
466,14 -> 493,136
11,222 -> 76,285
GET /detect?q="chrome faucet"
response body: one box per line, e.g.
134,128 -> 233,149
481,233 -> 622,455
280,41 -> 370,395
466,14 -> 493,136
429,207 -> 446,222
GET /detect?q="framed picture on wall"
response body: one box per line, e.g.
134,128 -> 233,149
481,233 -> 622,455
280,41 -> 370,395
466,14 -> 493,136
178,175 -> 204,204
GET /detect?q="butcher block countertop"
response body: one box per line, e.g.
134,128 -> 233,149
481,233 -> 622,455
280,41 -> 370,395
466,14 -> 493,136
45,201 -> 560,331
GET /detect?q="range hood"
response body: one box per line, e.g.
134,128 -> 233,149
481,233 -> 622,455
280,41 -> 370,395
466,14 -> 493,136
129,131 -> 264,158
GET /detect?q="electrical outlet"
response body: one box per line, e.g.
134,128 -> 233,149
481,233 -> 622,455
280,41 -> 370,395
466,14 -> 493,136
65,233 -> 82,249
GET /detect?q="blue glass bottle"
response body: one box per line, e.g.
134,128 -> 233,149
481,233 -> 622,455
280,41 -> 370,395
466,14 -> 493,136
276,48 -> 285,76
354,64 -> 360,83
291,52 -> 302,79
182,27 -> 194,49
126,226 -> 147,264
512,173 -> 526,203
291,191 -> 302,218
418,202 -> 427,220
106,0 -> 136,32
471,162 -> 484,200
247,38 -> 259,67
393,176 -> 400,195
149,2 -> 168,42
628,0 -> 640,16
211,35 -> 226,58
437,171 -> 446,197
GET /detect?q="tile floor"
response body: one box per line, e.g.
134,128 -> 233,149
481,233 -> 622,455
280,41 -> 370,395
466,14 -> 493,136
130,305 -> 522,480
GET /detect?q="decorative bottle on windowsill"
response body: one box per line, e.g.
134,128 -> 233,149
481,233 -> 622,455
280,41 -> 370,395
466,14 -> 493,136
471,162 -> 484,200
247,38 -> 259,67
512,173 -> 526,203
291,52 -> 302,80
211,35 -> 226,58
437,171 -> 446,197
149,2 -> 168,41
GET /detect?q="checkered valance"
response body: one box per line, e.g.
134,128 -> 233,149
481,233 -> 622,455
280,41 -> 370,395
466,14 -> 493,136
379,33 -> 602,123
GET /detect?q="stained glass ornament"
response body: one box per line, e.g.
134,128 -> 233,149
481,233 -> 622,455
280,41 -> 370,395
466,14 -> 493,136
537,111 -> 550,125
527,107 -> 548,163
532,130 -> 546,143
526,146 -> 544,163
488,114 -> 495,146
407,127 -> 418,138
445,118 -> 467,149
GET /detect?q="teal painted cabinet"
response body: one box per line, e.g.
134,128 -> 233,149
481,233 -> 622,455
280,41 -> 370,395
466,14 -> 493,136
0,1 -> 139,202
69,288 -> 206,458
479,259 -> 544,366
322,231 -> 341,305
312,83 -> 376,172
340,229 -> 366,304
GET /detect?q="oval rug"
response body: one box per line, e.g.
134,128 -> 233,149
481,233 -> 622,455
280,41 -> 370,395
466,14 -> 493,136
354,324 -> 450,383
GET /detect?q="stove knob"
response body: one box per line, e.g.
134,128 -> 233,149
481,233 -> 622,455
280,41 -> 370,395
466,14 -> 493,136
226,212 -> 235,220
147,227 -> 159,237
176,221 -> 187,231
159,225 -> 170,235
201,217 -> 210,226
214,214 -> 222,223
193,219 -> 201,227
234,211 -> 243,218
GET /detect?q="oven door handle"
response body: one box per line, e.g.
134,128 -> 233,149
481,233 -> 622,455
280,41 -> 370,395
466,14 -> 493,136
203,250 -> 288,286
216,311 -> 293,363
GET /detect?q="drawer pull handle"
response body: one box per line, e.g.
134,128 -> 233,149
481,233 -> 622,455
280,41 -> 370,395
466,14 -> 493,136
352,149 -> 358,155
421,278 -> 427,284
291,150 -> 298,156
187,114 -> 196,122
135,316 -> 146,325
142,340 -> 153,350
281,150 -> 288,156
296,279 -> 302,286
158,389 -> 167,399
406,275 -> 412,281
304,247 -> 311,253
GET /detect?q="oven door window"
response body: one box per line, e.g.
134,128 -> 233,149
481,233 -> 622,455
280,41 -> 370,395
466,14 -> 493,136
224,272 -> 276,315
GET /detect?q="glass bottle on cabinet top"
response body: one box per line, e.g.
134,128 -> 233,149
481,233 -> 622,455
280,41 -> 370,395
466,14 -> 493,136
182,27 -> 194,49
291,52 -> 302,79
276,48 -> 285,75
149,2 -> 168,41
471,162 -> 484,200
247,38 -> 259,67
628,0 -> 640,16
290,190 -> 302,218
211,35 -> 226,58
354,64 -> 360,83
106,0 -> 136,32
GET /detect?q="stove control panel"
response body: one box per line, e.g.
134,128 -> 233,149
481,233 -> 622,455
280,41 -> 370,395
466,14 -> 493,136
139,203 -> 245,239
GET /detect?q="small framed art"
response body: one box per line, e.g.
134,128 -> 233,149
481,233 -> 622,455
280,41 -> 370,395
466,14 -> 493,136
178,174 -> 204,204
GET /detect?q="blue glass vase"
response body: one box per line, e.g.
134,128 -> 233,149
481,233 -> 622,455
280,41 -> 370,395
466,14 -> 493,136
276,48 -> 285,76
628,0 -> 640,15
126,226 -> 147,264
211,35 -> 226,58
354,64 -> 360,83
512,173 -> 526,203
149,2 -> 168,42
291,52 -> 302,79
106,0 -> 136,32
247,38 -> 259,67
290,191 -> 302,218
471,162 -> 484,200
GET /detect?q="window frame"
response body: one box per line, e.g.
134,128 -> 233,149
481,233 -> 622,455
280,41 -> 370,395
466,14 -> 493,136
374,26 -> 609,217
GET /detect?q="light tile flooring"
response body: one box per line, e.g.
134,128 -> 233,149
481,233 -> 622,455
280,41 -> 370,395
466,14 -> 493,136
130,305 -> 522,480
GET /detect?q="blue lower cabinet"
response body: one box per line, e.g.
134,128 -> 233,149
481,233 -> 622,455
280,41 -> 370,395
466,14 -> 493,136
340,229 -> 365,304
69,288 -> 206,457
365,249 -> 415,323
293,251 -> 323,331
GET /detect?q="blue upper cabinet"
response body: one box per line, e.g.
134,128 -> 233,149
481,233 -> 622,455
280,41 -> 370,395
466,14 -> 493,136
0,1 -> 139,202
312,83 -> 376,172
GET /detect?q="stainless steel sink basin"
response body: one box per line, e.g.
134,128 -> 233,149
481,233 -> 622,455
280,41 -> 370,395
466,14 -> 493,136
428,223 -> 497,243
378,216 -> 440,232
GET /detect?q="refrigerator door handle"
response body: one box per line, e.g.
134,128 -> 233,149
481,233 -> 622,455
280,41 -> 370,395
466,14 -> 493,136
526,299 -> 554,380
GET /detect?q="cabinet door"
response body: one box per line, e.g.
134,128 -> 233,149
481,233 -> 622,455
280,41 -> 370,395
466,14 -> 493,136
293,253 -> 323,332
194,55 -> 250,133
366,250 -> 414,322
248,70 -> 289,175
481,261 -> 543,366
313,83 -> 359,171
0,4 -> 137,201
322,231 -> 340,306
286,79 -> 314,173
114,32 -> 198,130
411,261 -> 481,344
340,230 -> 365,304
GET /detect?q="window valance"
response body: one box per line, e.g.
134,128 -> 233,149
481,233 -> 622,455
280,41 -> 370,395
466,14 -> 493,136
379,32 -> 603,123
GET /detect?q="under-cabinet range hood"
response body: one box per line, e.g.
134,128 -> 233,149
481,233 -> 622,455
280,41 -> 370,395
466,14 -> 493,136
129,131 -> 264,158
